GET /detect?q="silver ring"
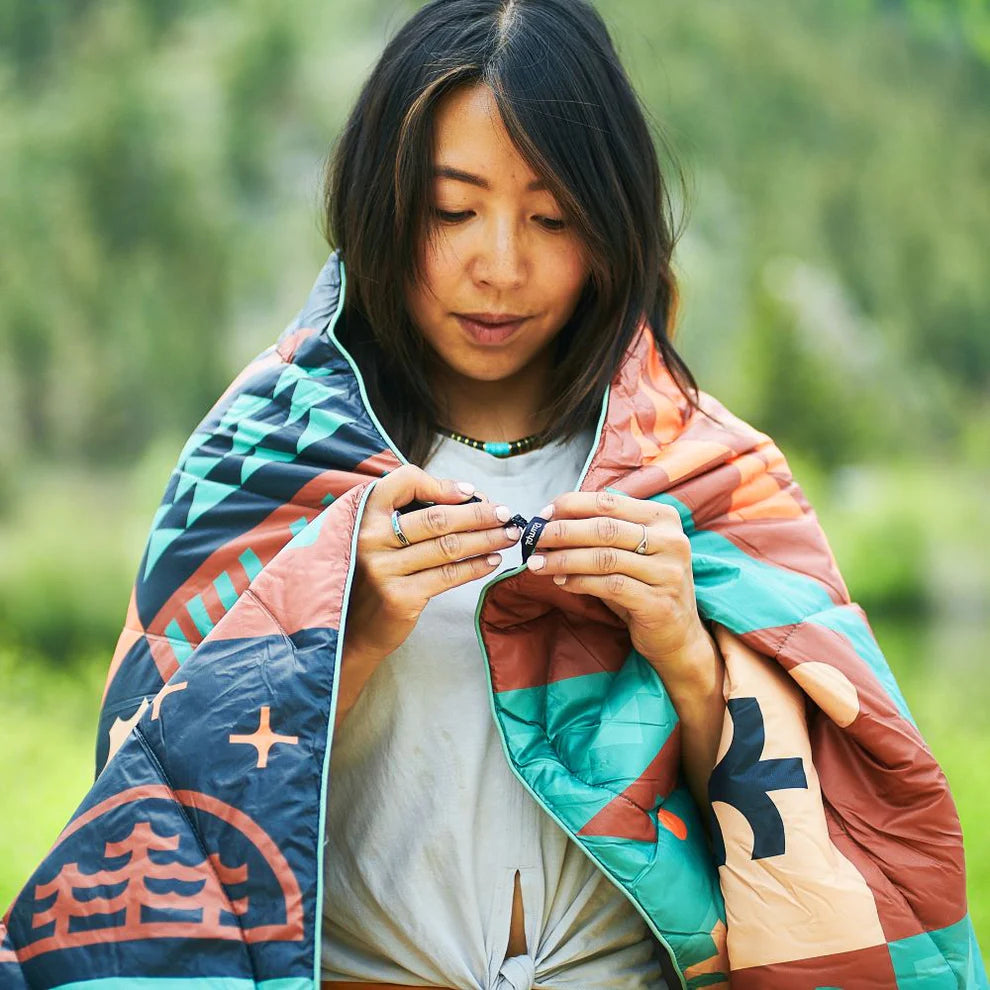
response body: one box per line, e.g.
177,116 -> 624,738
634,523 -> 649,555
391,509 -> 410,548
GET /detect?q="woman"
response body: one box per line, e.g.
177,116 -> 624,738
320,4 -> 721,981
2,1 -> 982,988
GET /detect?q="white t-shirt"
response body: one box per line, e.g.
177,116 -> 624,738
321,429 -> 669,989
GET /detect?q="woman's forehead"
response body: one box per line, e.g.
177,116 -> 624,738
431,84 -> 546,193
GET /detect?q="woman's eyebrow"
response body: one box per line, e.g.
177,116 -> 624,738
433,164 -> 547,192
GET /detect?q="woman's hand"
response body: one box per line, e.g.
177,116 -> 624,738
336,464 -> 522,726
525,490 -> 710,679
525,489 -> 725,811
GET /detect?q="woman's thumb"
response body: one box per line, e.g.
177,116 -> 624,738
378,464 -> 476,510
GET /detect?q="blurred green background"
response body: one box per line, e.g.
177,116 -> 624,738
1,0 -> 987,945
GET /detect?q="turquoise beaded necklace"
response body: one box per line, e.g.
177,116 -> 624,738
438,427 -> 541,458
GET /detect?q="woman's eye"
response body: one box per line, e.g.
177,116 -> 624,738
434,209 -> 472,223
432,209 -> 565,230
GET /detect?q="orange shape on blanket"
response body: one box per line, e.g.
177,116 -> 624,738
658,809 -> 688,840
229,706 -> 299,769
727,451 -> 804,520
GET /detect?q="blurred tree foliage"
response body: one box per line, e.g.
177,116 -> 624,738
0,0 -> 987,483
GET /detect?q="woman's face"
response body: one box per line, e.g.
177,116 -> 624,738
405,83 -> 590,392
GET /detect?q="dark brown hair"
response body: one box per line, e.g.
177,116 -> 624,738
322,0 -> 697,466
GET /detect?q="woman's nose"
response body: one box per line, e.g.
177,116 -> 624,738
470,218 -> 526,289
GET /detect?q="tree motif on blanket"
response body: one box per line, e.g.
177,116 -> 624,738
13,786 -> 305,962
708,696 -> 808,867
31,821 -> 247,941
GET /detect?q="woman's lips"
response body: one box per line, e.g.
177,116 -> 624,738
454,314 -> 529,345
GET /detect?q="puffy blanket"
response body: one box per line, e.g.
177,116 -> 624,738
2,252 -> 985,989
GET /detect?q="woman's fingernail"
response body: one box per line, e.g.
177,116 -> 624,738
553,574 -> 567,585
505,525 -> 522,541
527,554 -> 545,571
539,503 -> 554,519
457,481 -> 476,495
486,553 -> 502,566
495,504 -> 512,523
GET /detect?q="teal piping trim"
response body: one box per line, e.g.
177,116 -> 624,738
312,480 -> 378,986
326,257 -> 409,469
311,256 -> 405,981
470,381 -> 689,989
577,381 -> 611,489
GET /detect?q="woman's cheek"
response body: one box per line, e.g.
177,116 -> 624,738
548,239 -> 591,304
420,228 -> 462,284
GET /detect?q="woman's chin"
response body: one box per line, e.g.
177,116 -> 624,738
449,362 -> 520,385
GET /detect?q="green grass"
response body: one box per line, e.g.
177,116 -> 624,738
0,649 -> 105,907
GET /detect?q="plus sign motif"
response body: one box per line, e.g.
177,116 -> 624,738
708,697 -> 808,867
229,706 -> 299,769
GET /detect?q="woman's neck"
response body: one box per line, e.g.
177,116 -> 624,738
432,355 -> 551,441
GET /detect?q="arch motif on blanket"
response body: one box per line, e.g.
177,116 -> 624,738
13,785 -> 304,962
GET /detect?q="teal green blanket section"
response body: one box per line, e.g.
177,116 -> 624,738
630,784 -> 726,973
495,671 -> 623,833
493,653 -> 725,981
494,656 -> 678,838
556,654 -> 678,790
890,914 -> 989,987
